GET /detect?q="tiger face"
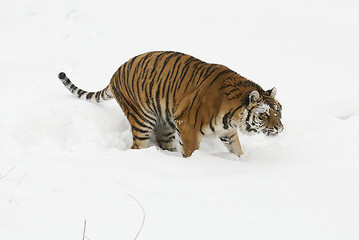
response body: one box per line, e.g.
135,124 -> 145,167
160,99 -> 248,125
242,87 -> 283,136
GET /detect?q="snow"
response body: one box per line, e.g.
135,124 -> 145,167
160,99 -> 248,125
253,102 -> 271,115
1,0 -> 359,239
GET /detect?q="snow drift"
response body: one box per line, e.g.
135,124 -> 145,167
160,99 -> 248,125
1,0 -> 359,239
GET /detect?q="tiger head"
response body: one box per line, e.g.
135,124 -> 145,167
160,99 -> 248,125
240,87 -> 283,136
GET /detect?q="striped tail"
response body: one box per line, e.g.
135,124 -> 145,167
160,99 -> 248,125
58,72 -> 113,102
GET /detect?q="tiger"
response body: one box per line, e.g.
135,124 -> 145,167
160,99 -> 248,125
58,51 -> 283,158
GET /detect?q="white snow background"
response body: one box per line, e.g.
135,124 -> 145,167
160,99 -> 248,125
1,0 -> 359,239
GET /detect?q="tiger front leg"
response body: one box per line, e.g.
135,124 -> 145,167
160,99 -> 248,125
219,129 -> 243,157
176,120 -> 202,158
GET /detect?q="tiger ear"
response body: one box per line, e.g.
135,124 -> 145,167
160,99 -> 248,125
268,87 -> 277,98
249,90 -> 259,104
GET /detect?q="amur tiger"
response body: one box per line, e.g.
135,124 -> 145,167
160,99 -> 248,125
58,51 -> 283,157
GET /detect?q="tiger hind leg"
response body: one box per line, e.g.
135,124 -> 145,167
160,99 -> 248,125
127,112 -> 156,149
131,128 -> 152,149
154,126 -> 177,152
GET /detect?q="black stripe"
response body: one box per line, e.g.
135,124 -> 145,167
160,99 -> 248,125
127,55 -> 139,71
77,90 -> 86,98
193,104 -> 201,127
140,55 -> 153,79
158,136 -> 175,143
158,52 -> 178,78
188,90 -> 199,114
141,76 -> 147,91
202,64 -> 215,78
229,106 -> 242,120
133,135 -> 150,141
196,64 -> 208,82
183,61 -> 203,93
245,111 -> 252,131
139,52 -> 154,71
173,63 -> 191,94
196,67 -> 217,87
222,111 -> 231,129
149,52 -> 168,79
209,70 -> 233,87
124,61 -> 137,103
122,61 -> 135,102
120,95 -> 157,126
95,91 -> 101,102
163,131 -> 175,137
128,113 -> 154,128
144,88 -> 156,114
219,84 -> 232,90
63,79 -> 71,86
130,59 -> 141,103
155,80 -> 162,117
165,107 -> 174,129
196,64 -> 215,85
132,108 -> 157,127
210,116 -> 215,132
224,88 -> 238,96
100,88 -> 106,99
200,121 -> 205,135
69,84 -> 77,93
229,134 -> 236,139
148,80 -> 157,114
174,57 -> 196,90
169,56 -> 183,92
161,70 -> 171,99
228,93 -> 243,100
175,105 -> 189,120
168,121 -> 177,131
86,92 -> 94,100
132,125 -> 150,133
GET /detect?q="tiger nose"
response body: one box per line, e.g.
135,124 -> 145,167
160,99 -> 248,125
274,123 -> 283,132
